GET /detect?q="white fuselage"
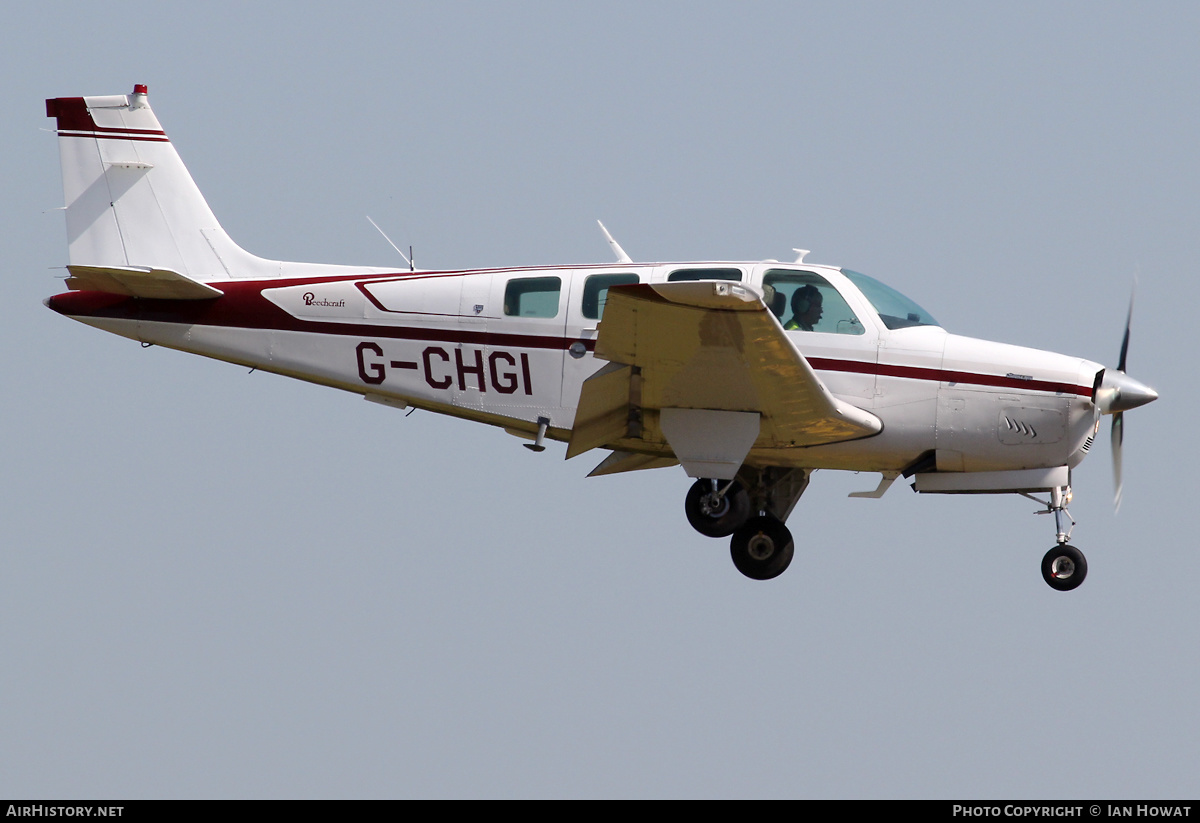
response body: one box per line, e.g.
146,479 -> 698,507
56,261 -> 1104,476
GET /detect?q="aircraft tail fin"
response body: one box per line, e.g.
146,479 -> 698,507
45,85 -> 270,281
46,85 -> 386,287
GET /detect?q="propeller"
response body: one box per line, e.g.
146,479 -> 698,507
1111,296 -> 1131,512
1095,287 -> 1158,511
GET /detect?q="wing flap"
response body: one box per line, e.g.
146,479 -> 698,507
566,362 -> 637,459
587,450 -> 679,477
66,264 -> 223,300
567,281 -> 881,460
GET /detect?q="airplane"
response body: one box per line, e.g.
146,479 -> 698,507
42,85 -> 1159,589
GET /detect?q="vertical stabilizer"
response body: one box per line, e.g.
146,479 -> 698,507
47,85 -> 386,284
47,85 -> 255,279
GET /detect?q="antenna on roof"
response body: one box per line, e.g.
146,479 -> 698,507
597,220 -> 633,264
793,248 -> 810,264
367,215 -> 412,268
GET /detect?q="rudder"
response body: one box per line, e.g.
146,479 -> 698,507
47,85 -> 266,281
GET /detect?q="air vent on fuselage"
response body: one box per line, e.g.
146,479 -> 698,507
998,407 -> 1067,445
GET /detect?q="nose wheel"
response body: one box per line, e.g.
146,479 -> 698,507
1041,544 -> 1087,591
730,516 -> 794,580
1023,482 -> 1089,591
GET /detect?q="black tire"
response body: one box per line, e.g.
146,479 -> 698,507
730,516 -> 795,580
1041,544 -> 1088,591
684,479 -> 751,538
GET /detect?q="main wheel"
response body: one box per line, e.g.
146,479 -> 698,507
1041,544 -> 1087,591
730,516 -> 794,580
685,479 -> 751,538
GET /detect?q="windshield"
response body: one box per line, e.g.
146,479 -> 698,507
841,269 -> 940,330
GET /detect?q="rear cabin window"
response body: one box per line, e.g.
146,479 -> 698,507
504,276 -> 562,318
667,268 -> 743,282
763,270 -> 865,335
582,273 -> 639,320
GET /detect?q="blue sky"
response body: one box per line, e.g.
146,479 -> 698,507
1,1 -> 1195,798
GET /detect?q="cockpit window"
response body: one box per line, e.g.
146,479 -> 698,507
763,270 -> 864,335
841,269 -> 940,330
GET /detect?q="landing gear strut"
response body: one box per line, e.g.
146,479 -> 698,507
1025,482 -> 1088,591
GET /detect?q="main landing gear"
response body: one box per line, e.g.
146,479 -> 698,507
730,516 -> 794,580
684,479 -> 750,537
684,469 -> 809,581
1027,483 -> 1088,591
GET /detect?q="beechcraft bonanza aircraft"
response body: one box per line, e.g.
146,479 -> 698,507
44,85 -> 1159,589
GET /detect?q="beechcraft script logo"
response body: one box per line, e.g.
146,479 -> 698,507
302,291 -> 346,308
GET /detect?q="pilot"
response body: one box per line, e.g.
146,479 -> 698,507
784,284 -> 823,331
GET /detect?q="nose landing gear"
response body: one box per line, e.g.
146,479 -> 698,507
1025,483 -> 1088,591
1041,544 -> 1087,591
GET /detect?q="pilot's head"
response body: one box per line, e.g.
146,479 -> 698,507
791,284 -> 824,328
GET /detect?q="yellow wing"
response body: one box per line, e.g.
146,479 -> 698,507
567,281 -> 881,477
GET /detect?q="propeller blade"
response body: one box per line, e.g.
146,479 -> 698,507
1110,280 -> 1143,512
1112,410 -> 1124,512
1117,283 -> 1135,373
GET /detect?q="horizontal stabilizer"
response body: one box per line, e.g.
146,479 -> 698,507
65,264 -> 223,300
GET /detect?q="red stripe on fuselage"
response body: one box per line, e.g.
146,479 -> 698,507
46,277 -> 1094,397
806,357 -> 1089,396
46,283 -> 592,353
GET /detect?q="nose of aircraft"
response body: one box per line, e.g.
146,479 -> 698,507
1097,369 -> 1158,414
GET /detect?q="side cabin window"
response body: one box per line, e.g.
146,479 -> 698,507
666,267 -> 743,282
504,276 -> 562,318
582,273 -> 639,320
763,270 -> 864,335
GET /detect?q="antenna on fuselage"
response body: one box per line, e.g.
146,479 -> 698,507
597,220 -> 633,264
793,248 -> 810,264
366,215 -> 412,269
